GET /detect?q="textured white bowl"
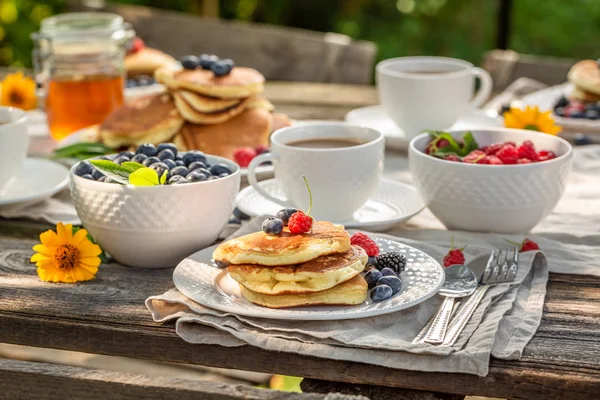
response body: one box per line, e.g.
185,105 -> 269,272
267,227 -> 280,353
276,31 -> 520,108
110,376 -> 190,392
69,156 -> 240,268
409,128 -> 572,233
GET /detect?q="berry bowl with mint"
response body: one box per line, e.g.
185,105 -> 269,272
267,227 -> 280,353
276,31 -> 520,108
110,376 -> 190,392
409,128 -> 572,233
69,142 -> 240,268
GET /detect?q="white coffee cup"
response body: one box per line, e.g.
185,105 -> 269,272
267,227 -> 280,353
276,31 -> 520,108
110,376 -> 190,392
247,123 -> 384,222
0,107 -> 28,192
376,56 -> 493,139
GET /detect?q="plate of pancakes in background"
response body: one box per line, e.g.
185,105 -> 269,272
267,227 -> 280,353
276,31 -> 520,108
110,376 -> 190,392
59,57 -> 292,176
518,59 -> 600,133
173,221 -> 444,320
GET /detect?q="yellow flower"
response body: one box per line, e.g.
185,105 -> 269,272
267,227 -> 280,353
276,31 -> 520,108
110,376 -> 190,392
30,223 -> 102,283
0,71 -> 37,110
504,106 -> 562,135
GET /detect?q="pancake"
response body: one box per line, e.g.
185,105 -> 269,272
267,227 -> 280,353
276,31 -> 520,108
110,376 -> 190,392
272,112 -> 292,132
568,60 -> 600,96
228,245 -> 367,295
173,92 -> 251,124
174,108 -> 272,159
569,86 -> 600,103
213,221 -> 351,266
177,90 -> 242,113
246,96 -> 275,112
99,93 -> 184,148
240,274 -> 368,309
125,47 -> 178,78
155,66 -> 265,99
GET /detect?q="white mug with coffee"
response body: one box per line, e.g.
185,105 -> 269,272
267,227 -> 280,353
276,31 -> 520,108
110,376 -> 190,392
377,56 -> 493,139
0,107 -> 29,192
247,123 -> 384,222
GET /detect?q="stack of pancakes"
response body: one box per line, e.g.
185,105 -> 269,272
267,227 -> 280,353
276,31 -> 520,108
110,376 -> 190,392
98,64 -> 291,159
213,221 -> 369,308
567,60 -> 600,103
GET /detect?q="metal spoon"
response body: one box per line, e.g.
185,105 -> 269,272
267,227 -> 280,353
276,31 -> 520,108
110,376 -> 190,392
424,264 -> 478,344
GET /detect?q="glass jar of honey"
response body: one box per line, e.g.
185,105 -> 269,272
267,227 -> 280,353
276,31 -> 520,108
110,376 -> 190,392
32,13 -> 134,140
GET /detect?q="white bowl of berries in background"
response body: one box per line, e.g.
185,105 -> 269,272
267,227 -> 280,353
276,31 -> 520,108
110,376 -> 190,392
409,128 -> 572,233
69,143 -> 240,268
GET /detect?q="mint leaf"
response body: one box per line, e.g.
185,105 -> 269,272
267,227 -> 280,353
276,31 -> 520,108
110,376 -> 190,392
425,130 -> 480,157
89,160 -> 135,185
160,170 -> 168,185
128,167 -> 159,186
461,132 -> 479,155
52,142 -> 113,160
120,161 -> 145,172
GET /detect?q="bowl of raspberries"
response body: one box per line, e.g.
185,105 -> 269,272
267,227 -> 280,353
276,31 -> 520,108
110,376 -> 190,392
409,128 -> 572,233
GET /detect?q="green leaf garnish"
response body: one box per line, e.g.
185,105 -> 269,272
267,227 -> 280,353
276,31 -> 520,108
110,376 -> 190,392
160,170 -> 168,185
302,175 -> 312,216
120,161 -> 145,172
461,132 -> 479,155
52,142 -> 113,160
425,130 -> 480,158
128,167 -> 160,186
89,160 -> 136,185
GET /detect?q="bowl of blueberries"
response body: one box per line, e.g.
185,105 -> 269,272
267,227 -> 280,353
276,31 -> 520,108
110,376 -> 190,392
69,142 -> 240,268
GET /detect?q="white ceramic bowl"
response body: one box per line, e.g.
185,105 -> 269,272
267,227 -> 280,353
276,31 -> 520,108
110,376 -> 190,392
0,107 -> 28,191
409,128 -> 572,233
69,156 -> 240,268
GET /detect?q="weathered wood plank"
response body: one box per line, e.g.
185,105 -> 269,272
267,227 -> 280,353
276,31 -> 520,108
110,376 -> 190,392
0,358 -> 368,400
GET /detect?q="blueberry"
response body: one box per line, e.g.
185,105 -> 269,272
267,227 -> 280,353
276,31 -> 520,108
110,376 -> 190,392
275,208 -> 298,226
555,96 -> 569,108
183,150 -> 207,166
91,169 -> 104,180
370,285 -> 393,302
81,174 -> 93,180
126,79 -> 138,88
119,151 -> 134,159
585,109 -> 599,120
180,55 -> 199,70
377,276 -> 402,294
98,176 -> 112,183
233,207 -> 251,220
175,159 -> 185,166
137,75 -> 153,86
570,111 -> 585,119
157,143 -> 178,155
171,166 -> 189,177
73,161 -> 93,177
211,60 -> 234,77
364,268 -> 383,288
157,149 -> 175,161
168,175 -> 188,185
208,176 -> 218,180
554,107 -> 566,117
380,267 -> 397,277
113,156 -> 130,164
210,163 -> 232,176
143,156 -> 161,167
188,161 -> 207,171
262,217 -> 284,235
574,134 -> 592,146
186,171 -> 209,182
367,256 -> 378,268
175,152 -> 185,161
97,155 -> 112,161
136,143 -> 157,157
163,159 -> 177,170
149,162 -> 169,179
199,54 -> 218,70
219,172 -> 229,178
196,168 -> 212,176
131,153 -> 148,164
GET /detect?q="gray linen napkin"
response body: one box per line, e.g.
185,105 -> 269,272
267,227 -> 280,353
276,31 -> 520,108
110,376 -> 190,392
146,218 -> 548,376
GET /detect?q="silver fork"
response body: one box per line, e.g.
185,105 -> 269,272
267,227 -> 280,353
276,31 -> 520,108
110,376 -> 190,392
412,248 -> 519,345
441,247 -> 519,346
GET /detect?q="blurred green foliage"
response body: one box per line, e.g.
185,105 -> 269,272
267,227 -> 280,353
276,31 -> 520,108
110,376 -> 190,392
1,0 -> 599,68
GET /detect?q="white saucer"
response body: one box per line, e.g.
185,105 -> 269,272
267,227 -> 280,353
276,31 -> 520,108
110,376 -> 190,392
235,178 -> 425,231
345,105 -> 502,151
0,158 -> 69,208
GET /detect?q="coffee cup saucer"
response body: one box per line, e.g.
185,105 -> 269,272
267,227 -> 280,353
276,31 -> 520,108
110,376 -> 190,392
235,178 -> 425,232
344,105 -> 502,151
0,158 -> 69,208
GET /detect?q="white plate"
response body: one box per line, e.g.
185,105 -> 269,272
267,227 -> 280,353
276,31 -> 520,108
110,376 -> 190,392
345,105 -> 502,151
173,235 -> 444,321
235,178 -> 425,231
518,82 -> 600,133
57,126 -> 275,178
0,158 -> 69,207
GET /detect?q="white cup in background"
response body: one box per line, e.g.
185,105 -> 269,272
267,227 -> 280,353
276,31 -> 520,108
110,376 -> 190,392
247,123 -> 384,222
0,107 -> 28,192
376,56 -> 493,139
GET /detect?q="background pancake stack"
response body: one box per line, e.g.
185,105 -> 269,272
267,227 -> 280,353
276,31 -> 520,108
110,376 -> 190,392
213,221 -> 369,309
567,60 -> 600,103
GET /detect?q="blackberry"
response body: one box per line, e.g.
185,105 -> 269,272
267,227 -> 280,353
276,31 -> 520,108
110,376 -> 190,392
375,252 -> 406,275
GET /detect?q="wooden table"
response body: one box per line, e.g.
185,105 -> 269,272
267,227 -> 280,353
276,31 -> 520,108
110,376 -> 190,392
1,83 -> 600,400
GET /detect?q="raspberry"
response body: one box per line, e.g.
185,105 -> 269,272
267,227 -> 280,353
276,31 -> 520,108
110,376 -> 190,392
518,140 -> 538,161
463,150 -> 486,163
484,142 -> 504,155
538,150 -> 556,162
350,232 -> 380,257
442,238 -> 466,267
495,145 -> 519,164
233,147 -> 257,167
521,238 -> 540,252
375,252 -> 407,275
479,155 -> 503,165
444,154 -> 462,162
128,37 -> 145,54
517,158 -> 532,164
255,145 -> 270,155
288,211 -> 313,234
